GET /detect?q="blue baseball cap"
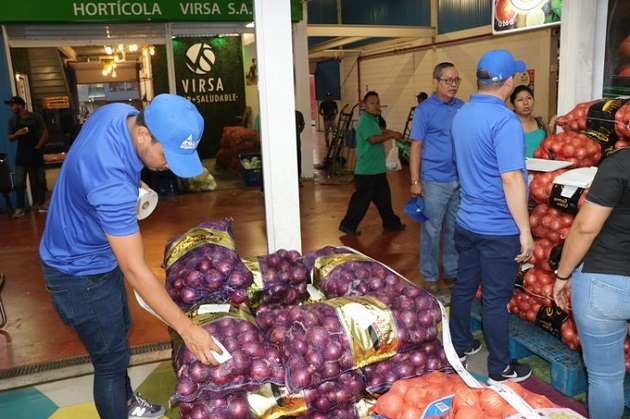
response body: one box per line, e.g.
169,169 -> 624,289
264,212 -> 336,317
143,94 -> 204,178
477,49 -> 526,83
404,197 -> 429,223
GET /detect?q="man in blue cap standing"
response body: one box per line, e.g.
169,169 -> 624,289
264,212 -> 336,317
449,50 -> 534,385
40,94 -> 223,418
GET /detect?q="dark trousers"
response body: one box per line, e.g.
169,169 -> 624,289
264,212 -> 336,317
340,173 -> 401,230
449,225 -> 520,374
296,135 -> 302,178
15,163 -> 47,208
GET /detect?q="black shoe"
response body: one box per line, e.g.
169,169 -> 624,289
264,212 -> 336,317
384,223 -> 406,231
487,360 -> 532,385
463,339 -> 482,357
339,224 -> 361,236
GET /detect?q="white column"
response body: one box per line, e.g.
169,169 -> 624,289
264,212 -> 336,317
557,0 -> 608,116
293,3 -> 313,179
254,0 -> 302,253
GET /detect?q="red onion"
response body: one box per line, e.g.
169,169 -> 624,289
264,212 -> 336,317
176,377 -> 197,397
189,361 -> 208,383
290,368 -> 311,388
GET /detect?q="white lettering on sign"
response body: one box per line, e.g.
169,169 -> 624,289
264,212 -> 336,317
187,93 -> 239,104
73,2 -> 162,16
179,2 -> 222,15
181,77 -> 225,93
228,3 -> 251,15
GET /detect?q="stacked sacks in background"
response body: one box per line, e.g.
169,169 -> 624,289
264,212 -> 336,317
215,126 -> 261,175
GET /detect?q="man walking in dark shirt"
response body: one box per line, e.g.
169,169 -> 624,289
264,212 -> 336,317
319,92 -> 338,147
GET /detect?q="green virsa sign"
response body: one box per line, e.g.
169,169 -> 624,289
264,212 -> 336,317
173,35 -> 245,159
0,0 -> 303,23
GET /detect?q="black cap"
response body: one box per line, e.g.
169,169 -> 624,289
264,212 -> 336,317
4,96 -> 25,106
416,92 -> 428,100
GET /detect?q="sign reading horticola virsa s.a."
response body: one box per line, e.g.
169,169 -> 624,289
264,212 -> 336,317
0,0 -> 303,23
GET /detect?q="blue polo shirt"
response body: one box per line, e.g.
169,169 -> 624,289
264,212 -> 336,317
409,93 -> 464,181
40,104 -> 144,275
451,94 -> 527,235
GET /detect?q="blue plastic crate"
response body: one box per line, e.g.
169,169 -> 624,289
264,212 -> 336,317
239,153 -> 262,187
470,299 -> 587,397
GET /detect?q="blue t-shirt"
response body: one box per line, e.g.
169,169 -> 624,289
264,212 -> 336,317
451,94 -> 527,235
409,93 -> 464,182
39,103 -> 144,275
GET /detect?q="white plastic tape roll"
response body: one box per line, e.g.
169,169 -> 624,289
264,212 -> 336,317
136,187 -> 158,220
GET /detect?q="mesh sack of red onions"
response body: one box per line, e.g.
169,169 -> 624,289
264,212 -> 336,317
302,369 -> 366,413
179,372 -> 369,419
310,253 -> 442,352
301,245 -> 354,273
361,338 -> 450,394
259,296 -> 402,392
242,249 -> 309,312
163,218 -> 253,309
311,253 -> 408,299
171,309 -> 284,403
179,391 -> 252,419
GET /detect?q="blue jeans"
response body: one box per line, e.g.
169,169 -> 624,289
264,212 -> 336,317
449,225 -> 520,374
571,265 -> 630,419
420,181 -> 460,282
42,263 -> 133,419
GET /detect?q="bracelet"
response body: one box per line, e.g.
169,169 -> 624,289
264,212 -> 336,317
411,181 -> 419,185
554,270 -> 572,281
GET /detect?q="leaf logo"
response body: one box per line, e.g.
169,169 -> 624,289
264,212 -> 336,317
185,43 -> 216,75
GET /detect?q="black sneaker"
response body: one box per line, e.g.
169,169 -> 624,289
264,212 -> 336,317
128,394 -> 166,418
458,339 -> 482,367
339,224 -> 361,236
463,339 -> 482,357
487,360 -> 532,385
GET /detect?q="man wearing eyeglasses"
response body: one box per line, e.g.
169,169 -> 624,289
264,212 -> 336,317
409,62 -> 464,295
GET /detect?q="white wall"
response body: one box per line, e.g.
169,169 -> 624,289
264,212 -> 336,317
340,28 -> 556,133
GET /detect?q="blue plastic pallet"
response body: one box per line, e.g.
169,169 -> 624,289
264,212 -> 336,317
470,299 -> 587,397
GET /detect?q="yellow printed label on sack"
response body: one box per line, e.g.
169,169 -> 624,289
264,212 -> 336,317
247,382 -> 307,419
312,253 -> 375,289
164,228 -> 235,269
324,296 -> 398,368
242,257 -> 264,308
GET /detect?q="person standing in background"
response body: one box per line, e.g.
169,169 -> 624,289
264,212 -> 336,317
319,92 -> 338,147
416,91 -> 428,105
449,50 -> 533,385
5,96 -> 49,218
39,94 -> 223,419
409,63 -> 465,294
339,91 -> 405,236
510,85 -> 549,158
295,109 -> 305,186
553,145 -> 630,419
